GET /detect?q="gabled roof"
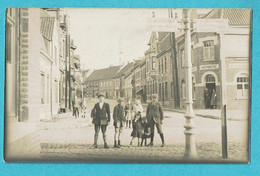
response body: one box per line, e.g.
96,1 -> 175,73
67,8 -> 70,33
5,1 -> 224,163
40,17 -> 55,41
114,62 -> 135,78
158,32 -> 169,41
86,66 -> 121,82
203,9 -> 251,26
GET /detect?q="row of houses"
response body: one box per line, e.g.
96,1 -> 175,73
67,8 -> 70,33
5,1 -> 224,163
85,9 -> 251,110
5,8 -> 82,122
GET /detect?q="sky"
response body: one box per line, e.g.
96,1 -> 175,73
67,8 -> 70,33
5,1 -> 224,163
67,8 -> 210,70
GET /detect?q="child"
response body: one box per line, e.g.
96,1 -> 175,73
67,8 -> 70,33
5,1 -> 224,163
81,98 -> 87,118
140,116 -> 151,146
130,111 -> 143,146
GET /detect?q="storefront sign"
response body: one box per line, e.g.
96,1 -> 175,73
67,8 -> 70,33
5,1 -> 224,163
229,63 -> 249,69
200,64 -> 219,70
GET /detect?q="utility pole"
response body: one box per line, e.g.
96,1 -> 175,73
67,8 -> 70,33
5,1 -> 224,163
183,9 -> 198,160
168,8 -> 180,108
219,9 -> 228,159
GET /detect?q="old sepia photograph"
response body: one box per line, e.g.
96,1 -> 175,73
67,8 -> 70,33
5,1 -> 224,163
4,8 -> 251,163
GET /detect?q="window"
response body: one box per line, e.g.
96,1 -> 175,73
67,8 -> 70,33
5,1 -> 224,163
41,73 -> 45,104
159,83 -> 162,99
55,80 -> 58,103
181,80 -> 186,99
161,58 -> 164,73
159,60 -> 161,73
152,57 -> 155,70
203,40 -> 215,61
5,23 -> 12,63
165,82 -> 168,98
180,49 -> 185,67
46,75 -> 49,103
55,47 -> 57,65
205,74 -> 215,83
165,56 -> 167,72
237,75 -> 249,99
7,8 -> 14,18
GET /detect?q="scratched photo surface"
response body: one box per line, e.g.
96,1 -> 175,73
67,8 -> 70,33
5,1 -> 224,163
4,8 -> 251,163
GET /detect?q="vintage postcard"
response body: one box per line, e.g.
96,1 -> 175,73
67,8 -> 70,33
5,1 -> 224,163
4,8 -> 251,163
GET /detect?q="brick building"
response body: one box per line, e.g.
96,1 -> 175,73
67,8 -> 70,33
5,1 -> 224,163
176,9 -> 251,110
5,8 -> 79,121
85,66 -> 120,98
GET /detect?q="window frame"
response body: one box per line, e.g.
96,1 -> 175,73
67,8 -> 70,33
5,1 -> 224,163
203,40 -> 215,61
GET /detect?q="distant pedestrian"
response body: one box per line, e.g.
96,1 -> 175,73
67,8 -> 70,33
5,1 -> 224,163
125,100 -> 133,128
113,98 -> 125,148
72,96 -> 75,116
81,98 -> 87,118
204,88 -> 210,109
74,95 -> 80,118
130,111 -> 143,146
146,94 -> 165,147
210,89 -> 217,109
91,93 -> 110,149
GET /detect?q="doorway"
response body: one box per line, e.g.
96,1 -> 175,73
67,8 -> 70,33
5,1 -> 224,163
205,74 -> 216,96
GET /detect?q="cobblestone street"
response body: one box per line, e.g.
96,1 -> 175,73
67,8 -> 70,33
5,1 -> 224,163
5,99 -> 249,163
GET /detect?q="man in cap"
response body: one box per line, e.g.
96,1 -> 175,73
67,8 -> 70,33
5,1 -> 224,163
113,98 -> 125,148
146,94 -> 165,147
91,93 -> 110,148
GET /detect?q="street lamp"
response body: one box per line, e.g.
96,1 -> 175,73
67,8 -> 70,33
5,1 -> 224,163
183,9 -> 198,159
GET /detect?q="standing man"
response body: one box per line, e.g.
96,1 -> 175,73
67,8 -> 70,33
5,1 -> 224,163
113,98 -> 125,148
91,94 -> 110,149
146,94 -> 165,147
74,95 -> 80,118
204,88 -> 210,109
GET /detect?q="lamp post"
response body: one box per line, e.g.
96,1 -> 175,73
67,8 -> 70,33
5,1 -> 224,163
183,9 -> 198,159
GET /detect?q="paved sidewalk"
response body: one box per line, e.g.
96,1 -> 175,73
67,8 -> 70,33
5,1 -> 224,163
142,103 -> 248,121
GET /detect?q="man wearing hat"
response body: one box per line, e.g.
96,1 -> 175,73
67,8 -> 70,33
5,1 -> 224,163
146,94 -> 165,147
91,93 -> 111,149
113,98 -> 125,148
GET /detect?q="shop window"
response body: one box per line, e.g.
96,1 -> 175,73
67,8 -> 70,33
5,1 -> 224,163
237,75 -> 249,99
203,40 -> 215,61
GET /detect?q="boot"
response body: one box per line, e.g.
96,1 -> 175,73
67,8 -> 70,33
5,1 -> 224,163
118,140 -> 121,146
104,143 -> 109,149
103,135 -> 109,149
129,121 -> 131,128
147,134 -> 154,146
126,121 -> 128,128
92,134 -> 98,148
160,133 -> 165,147
114,140 -> 120,148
